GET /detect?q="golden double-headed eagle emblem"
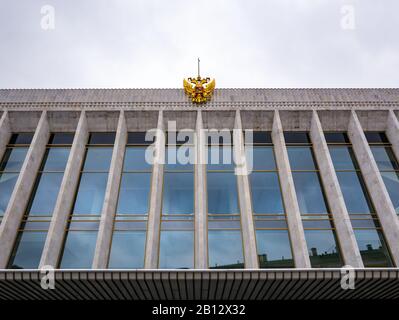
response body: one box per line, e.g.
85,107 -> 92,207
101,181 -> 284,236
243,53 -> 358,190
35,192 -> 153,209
183,58 -> 215,104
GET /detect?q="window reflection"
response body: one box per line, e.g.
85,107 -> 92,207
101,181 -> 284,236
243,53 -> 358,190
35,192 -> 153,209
8,232 -> 47,269
256,230 -> 294,268
60,231 -> 98,269
286,132 -> 342,268
109,132 -> 151,269
250,172 -> 284,214
208,230 -> 244,268
8,133 -> 73,269
163,172 -> 193,214
108,231 -> 146,269
159,231 -> 194,269
60,132 -> 114,269
304,230 -> 342,268
326,132 -> 393,267
207,172 -> 239,214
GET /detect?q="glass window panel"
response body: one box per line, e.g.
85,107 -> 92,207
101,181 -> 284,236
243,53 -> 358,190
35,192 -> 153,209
60,231 -> 98,268
9,133 -> 34,145
250,172 -> 284,214
8,232 -> 47,269
256,230 -> 294,268
284,132 -> 310,144
370,147 -> 399,171
127,132 -> 155,145
88,132 -> 115,144
207,172 -> 239,214
207,146 -> 234,170
162,172 -> 193,214
328,146 -> 358,170
324,132 -> 350,144
0,148 -> 29,171
208,230 -> 244,268
354,229 -> 393,267
246,147 -> 276,170
292,172 -> 328,214
287,147 -> 316,170
48,133 -> 75,145
381,172 -> 399,213
336,172 -> 373,213
165,146 -> 194,170
117,173 -> 151,214
28,173 -> 64,215
73,173 -> 108,215
248,131 -> 272,144
123,147 -> 153,171
108,231 -> 146,269
83,148 -> 113,171
42,148 -> 70,171
364,132 -> 389,144
0,173 -> 18,215
159,231 -> 194,269
304,230 -> 342,268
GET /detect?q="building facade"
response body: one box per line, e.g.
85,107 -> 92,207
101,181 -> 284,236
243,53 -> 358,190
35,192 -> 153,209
0,88 -> 399,299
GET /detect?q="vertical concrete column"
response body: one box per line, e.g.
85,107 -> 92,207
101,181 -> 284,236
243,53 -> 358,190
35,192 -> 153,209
0,111 -> 11,162
0,111 -> 50,268
144,111 -> 165,269
386,110 -> 399,162
40,111 -> 89,268
348,110 -> 399,266
310,111 -> 363,267
234,110 -> 258,269
195,111 -> 208,269
93,111 -> 127,269
271,110 -> 311,268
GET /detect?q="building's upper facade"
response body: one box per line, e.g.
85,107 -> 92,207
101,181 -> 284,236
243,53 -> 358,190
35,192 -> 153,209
0,88 -> 399,274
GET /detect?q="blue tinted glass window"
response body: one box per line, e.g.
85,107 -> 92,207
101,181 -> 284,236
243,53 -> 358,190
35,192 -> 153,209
42,148 -> 70,171
88,132 -> 115,144
60,231 -> 98,268
287,147 -> 316,170
28,173 -> 64,215
207,146 -> 234,170
159,231 -> 194,269
250,172 -> 284,214
1,148 -> 29,171
48,133 -> 74,145
370,146 -> 399,171
73,173 -> 108,214
165,146 -> 194,170
336,172 -> 373,213
123,147 -> 152,171
328,146 -> 358,170
8,232 -> 47,269
246,147 -> 276,170
304,230 -> 342,267
256,230 -> 293,268
83,148 -> 113,171
292,172 -> 328,214
116,173 -> 151,214
0,173 -> 18,215
108,231 -> 146,269
9,133 -> 34,145
162,172 -> 193,214
354,229 -> 393,267
380,172 -> 399,213
208,230 -> 244,268
207,172 -> 238,214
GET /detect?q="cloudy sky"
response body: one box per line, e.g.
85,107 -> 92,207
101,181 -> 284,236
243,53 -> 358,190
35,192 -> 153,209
0,0 -> 398,88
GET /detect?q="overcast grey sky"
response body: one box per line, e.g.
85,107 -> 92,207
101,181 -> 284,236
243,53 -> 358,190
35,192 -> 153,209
0,0 -> 398,88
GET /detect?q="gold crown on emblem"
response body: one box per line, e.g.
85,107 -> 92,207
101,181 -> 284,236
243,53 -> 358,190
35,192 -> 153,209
183,58 -> 215,104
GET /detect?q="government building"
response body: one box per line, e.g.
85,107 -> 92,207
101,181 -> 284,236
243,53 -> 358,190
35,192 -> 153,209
0,88 -> 399,300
